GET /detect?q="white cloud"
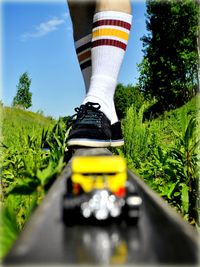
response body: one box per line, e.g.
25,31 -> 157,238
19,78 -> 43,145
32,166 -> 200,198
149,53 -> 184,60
62,12 -> 69,19
21,17 -> 66,41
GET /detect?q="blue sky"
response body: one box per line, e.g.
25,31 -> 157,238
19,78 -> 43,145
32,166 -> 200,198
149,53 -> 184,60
2,0 -> 147,118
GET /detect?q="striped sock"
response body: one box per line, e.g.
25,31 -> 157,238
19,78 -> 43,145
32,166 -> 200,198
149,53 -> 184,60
75,34 -> 118,124
83,11 -> 132,123
75,34 -> 92,93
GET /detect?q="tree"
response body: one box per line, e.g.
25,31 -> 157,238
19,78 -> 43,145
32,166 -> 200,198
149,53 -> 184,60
114,83 -> 144,119
138,0 -> 199,112
13,72 -> 32,109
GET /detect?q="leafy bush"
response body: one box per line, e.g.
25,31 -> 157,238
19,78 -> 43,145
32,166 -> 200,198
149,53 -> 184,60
114,83 -> 145,119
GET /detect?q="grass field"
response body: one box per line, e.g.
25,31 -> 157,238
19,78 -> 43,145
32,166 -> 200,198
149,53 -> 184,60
117,93 -> 200,225
1,106 -> 55,149
0,94 -> 199,259
0,105 -> 66,259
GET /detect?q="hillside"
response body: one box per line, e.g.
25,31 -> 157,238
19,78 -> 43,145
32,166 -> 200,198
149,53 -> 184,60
120,93 -> 200,225
0,106 -> 64,259
0,95 -> 199,259
1,106 -> 55,149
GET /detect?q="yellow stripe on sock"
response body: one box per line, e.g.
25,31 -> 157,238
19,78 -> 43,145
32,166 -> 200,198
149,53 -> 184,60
92,28 -> 129,42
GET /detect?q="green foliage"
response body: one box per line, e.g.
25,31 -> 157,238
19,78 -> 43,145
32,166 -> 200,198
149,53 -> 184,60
119,103 -> 153,169
117,93 -> 200,225
139,0 -> 199,111
1,91 -> 199,260
1,121 -> 66,202
0,106 -> 67,259
13,72 -> 32,109
0,198 -> 20,258
1,106 -> 54,149
114,83 -> 145,119
58,115 -> 70,125
169,117 -> 200,222
171,117 -> 199,183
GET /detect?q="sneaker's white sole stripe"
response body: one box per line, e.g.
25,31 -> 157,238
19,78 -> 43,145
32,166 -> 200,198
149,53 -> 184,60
110,140 -> 124,147
67,138 -> 111,147
67,139 -> 124,148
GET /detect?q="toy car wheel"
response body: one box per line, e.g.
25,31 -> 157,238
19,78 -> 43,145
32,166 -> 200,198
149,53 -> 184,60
66,177 -> 73,194
62,193 -> 89,226
124,194 -> 142,224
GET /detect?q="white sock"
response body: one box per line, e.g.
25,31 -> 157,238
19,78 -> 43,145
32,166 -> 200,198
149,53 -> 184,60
75,34 -> 92,93
83,11 -> 132,124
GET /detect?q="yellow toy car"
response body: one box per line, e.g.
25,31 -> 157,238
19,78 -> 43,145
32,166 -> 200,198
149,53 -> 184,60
71,156 -> 127,197
62,155 -> 142,225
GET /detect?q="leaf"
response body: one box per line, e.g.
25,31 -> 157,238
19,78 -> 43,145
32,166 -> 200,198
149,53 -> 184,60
167,182 -> 178,199
0,197 -> 20,258
180,183 -> 189,214
37,161 -> 56,186
189,139 -> 200,154
174,192 -> 180,197
25,193 -> 38,219
7,179 -> 38,195
184,117 -> 196,149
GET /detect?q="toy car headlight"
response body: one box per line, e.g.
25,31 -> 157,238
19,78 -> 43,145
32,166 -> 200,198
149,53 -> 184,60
126,196 -> 142,206
81,190 -> 125,220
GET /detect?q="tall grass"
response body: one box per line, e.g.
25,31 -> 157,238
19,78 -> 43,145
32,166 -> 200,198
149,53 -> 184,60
121,103 -> 151,169
120,103 -> 165,173
0,95 -> 199,258
0,106 -> 67,259
118,94 -> 200,225
1,106 -> 55,149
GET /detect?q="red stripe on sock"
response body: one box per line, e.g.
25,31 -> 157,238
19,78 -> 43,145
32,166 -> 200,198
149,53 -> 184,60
93,19 -> 131,30
92,39 -> 127,51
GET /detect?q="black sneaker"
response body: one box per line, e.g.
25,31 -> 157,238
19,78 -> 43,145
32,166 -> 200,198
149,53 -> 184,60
67,102 -> 111,147
111,121 -> 124,147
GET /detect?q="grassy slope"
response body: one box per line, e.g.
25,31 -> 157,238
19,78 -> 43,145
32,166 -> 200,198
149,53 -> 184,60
120,93 -> 199,224
122,93 -> 200,172
0,106 -> 57,259
150,93 -> 199,148
0,96 -> 199,259
1,106 -> 55,149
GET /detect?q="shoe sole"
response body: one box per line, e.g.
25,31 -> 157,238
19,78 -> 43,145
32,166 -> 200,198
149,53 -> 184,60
110,140 -> 124,147
67,138 -> 111,148
67,138 -> 124,148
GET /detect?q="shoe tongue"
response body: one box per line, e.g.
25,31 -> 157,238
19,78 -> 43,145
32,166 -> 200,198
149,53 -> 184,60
86,102 -> 100,110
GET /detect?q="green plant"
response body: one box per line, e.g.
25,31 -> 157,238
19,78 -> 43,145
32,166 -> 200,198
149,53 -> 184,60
116,95 -> 200,225
120,104 -> 150,169
0,198 -> 20,259
0,111 -> 67,259
170,117 -> 200,222
137,116 -> 200,223
2,121 -> 67,202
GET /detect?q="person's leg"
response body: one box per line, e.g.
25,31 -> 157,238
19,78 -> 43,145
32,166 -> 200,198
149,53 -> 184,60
67,0 -> 132,147
96,0 -> 131,14
67,0 -> 95,91
83,0 -> 132,125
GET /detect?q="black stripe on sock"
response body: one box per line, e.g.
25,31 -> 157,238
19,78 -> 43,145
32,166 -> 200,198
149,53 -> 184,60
76,42 -> 92,54
80,59 -> 91,70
